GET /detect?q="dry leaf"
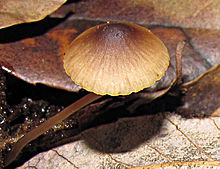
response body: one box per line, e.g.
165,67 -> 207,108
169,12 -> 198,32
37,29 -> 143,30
0,28 -> 81,92
178,63 -> 220,117
52,0 -> 220,29
184,29 -> 220,66
17,113 -> 220,169
0,0 -> 67,29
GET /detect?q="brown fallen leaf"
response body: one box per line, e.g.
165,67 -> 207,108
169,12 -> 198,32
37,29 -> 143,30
184,29 -> 220,66
52,0 -> 220,29
178,63 -> 220,117
0,0 -> 67,29
0,28 -> 81,92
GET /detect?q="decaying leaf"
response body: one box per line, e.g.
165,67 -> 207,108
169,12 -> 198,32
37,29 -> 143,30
17,113 -> 220,169
0,0 -> 67,29
52,0 -> 220,29
0,28 -> 81,92
178,63 -> 220,117
184,29 -> 220,66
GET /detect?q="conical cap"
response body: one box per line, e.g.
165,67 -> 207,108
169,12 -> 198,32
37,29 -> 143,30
64,23 -> 170,96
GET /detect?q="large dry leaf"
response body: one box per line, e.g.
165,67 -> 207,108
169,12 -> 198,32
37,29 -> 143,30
17,113 -> 220,168
178,63 -> 220,117
0,0 -> 67,29
52,0 -> 220,29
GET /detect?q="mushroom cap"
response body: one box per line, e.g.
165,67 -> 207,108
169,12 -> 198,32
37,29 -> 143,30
63,23 -> 170,96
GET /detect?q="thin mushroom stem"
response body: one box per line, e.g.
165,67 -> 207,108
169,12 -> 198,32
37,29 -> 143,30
5,93 -> 102,166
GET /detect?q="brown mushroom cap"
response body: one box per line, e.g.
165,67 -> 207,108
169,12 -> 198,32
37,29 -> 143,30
63,23 -> 170,96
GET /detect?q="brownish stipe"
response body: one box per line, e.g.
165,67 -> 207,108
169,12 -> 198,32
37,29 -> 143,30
5,93 -> 101,166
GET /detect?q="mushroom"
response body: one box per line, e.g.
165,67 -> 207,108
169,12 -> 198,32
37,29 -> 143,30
5,22 -> 170,166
